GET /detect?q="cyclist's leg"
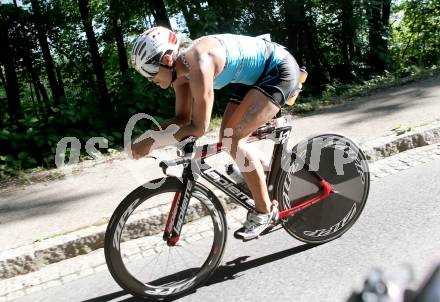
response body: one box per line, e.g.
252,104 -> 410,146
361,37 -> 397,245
222,88 -> 280,214
219,102 -> 239,138
220,98 -> 271,173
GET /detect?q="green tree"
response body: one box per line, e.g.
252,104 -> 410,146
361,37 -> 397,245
393,0 -> 440,67
284,0 -> 330,91
366,0 -> 392,72
0,5 -> 23,124
12,0 -> 49,118
149,0 -> 172,29
78,0 -> 111,113
341,0 -> 358,63
30,0 -> 63,106
109,0 -> 129,74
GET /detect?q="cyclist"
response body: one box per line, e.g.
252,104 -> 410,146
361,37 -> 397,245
130,26 -> 300,240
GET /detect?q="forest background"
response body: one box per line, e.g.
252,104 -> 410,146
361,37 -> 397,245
0,0 -> 439,177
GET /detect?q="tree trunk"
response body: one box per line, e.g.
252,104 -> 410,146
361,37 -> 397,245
109,0 -> 128,74
381,0 -> 391,25
28,78 -> 40,119
56,66 -> 65,97
0,66 -> 6,129
25,65 -> 49,118
305,8 -> 329,88
149,0 -> 172,29
339,0 -> 359,81
341,0 -> 356,62
0,66 -> 7,92
11,0 -> 49,119
367,0 -> 391,73
0,16 -> 23,124
285,0 -> 328,90
30,0 -> 61,106
78,0 -> 111,113
284,0 -> 306,60
31,79 -> 43,116
12,1 -> 49,118
37,80 -> 50,107
176,1 -> 200,37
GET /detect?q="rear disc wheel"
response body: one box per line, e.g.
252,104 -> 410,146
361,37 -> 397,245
275,133 -> 370,244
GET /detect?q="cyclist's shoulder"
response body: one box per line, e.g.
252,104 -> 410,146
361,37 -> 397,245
180,38 -> 220,67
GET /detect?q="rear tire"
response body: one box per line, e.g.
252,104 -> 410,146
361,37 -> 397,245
104,177 -> 227,300
274,133 -> 370,244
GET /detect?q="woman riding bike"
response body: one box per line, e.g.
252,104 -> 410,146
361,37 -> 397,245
129,26 -> 301,240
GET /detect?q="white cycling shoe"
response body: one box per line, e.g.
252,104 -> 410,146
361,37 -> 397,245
234,206 -> 279,241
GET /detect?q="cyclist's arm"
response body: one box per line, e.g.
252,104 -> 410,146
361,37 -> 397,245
130,50 -> 214,159
173,51 -> 215,141
155,82 -> 192,130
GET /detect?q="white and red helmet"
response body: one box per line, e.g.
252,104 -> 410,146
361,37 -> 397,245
131,26 -> 179,78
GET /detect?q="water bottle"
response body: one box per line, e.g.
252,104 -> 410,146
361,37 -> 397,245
286,66 -> 308,106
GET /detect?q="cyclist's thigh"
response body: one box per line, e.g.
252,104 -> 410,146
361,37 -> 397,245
223,88 -> 280,141
219,84 -> 251,139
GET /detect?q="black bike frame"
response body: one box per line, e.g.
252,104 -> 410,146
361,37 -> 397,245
161,117 -> 334,245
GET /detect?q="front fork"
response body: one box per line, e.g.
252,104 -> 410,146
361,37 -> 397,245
163,176 -> 195,246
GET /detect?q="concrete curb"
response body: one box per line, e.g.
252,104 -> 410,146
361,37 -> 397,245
362,120 -> 440,161
1,122 -> 440,281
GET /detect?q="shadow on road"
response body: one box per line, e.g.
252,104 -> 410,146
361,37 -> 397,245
206,242 -> 320,286
81,243 -> 320,302
0,190 -> 105,224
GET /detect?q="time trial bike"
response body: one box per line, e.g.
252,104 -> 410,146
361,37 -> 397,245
104,112 -> 370,300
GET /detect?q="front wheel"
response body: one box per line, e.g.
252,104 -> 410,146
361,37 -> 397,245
104,177 -> 227,300
274,133 -> 370,244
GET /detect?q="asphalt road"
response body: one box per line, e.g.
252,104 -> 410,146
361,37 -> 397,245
13,157 -> 440,302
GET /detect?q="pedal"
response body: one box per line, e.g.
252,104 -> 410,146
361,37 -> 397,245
241,236 -> 260,242
233,228 -> 246,240
233,228 -> 259,242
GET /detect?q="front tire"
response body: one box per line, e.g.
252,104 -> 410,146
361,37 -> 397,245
104,177 -> 227,300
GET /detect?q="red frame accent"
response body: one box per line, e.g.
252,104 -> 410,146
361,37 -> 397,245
164,192 -> 181,237
278,180 -> 333,219
168,236 -> 180,246
193,142 -> 225,161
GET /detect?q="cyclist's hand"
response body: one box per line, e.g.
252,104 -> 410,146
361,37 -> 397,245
149,124 -> 179,150
126,124 -> 180,160
127,138 -> 153,160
